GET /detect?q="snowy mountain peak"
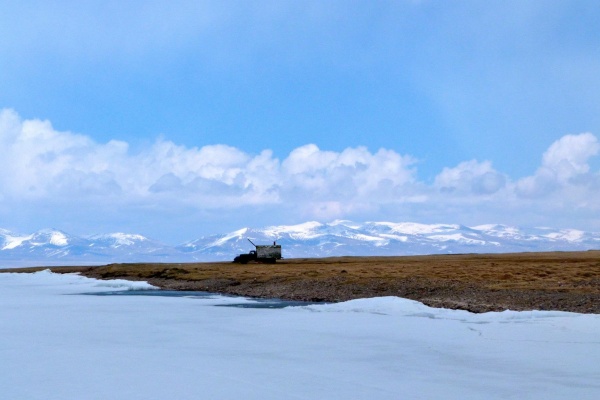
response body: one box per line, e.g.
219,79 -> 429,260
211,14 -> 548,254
261,221 -> 323,238
28,229 -> 71,247
366,222 -> 462,235
88,233 -> 150,247
184,227 -> 250,250
0,221 -> 599,267
329,219 -> 361,229
49,232 -> 69,246
471,224 -> 521,236
2,233 -> 34,250
543,229 -> 585,242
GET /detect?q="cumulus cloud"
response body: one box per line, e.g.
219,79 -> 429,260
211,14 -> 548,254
0,109 -> 418,216
542,133 -> 599,179
434,160 -> 506,195
516,133 -> 600,197
281,144 -> 416,200
0,109 -> 127,198
1,109 -> 599,232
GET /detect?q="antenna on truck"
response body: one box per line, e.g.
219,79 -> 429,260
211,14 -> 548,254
247,238 -> 256,247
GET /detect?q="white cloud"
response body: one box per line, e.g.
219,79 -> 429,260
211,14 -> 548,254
281,145 -> 416,200
516,133 -> 600,197
0,110 -> 417,212
1,109 -> 599,235
0,109 -> 127,198
434,160 -> 506,195
541,133 -> 599,181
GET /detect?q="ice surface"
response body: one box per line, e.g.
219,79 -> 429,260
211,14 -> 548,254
1,271 -> 599,400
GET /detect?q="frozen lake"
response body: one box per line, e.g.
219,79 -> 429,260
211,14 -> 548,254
1,270 -> 599,399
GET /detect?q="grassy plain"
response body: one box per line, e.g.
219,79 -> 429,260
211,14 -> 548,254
4,250 -> 600,313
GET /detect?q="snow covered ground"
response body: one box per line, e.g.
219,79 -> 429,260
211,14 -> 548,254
1,271 -> 599,399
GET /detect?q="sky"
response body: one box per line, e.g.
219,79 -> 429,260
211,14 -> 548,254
1,0 -> 600,243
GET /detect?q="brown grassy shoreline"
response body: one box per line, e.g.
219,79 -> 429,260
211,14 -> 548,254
3,250 -> 600,313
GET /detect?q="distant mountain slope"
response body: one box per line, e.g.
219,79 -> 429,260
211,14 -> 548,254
180,221 -> 600,259
0,229 -> 181,267
1,221 -> 599,267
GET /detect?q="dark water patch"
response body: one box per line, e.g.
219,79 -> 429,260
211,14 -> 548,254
79,290 -> 325,309
81,290 -> 216,298
215,299 -> 325,309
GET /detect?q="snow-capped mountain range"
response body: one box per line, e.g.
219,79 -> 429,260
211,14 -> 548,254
1,221 -> 599,267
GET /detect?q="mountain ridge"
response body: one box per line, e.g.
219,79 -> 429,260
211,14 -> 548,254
1,221 -> 599,268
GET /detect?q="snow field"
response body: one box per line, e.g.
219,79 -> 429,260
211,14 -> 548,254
0,271 -> 599,399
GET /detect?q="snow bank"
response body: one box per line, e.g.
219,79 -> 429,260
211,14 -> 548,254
32,268 -> 158,291
0,272 -> 599,400
91,279 -> 158,291
2,269 -> 158,293
301,295 -> 582,321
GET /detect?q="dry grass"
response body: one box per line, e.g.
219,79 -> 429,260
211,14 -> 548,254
4,250 -> 600,313
6,250 -> 600,293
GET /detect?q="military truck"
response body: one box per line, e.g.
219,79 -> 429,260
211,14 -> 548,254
233,239 -> 282,264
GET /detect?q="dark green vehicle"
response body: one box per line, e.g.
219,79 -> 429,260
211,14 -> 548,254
233,239 -> 282,264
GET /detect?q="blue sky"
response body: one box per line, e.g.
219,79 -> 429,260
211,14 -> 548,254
1,1 -> 599,242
